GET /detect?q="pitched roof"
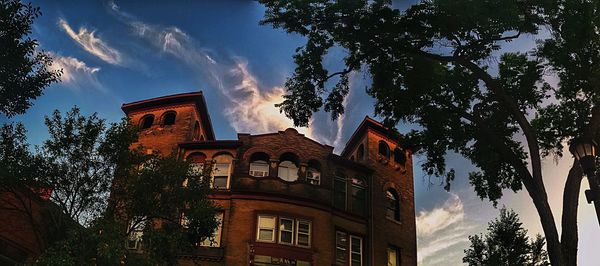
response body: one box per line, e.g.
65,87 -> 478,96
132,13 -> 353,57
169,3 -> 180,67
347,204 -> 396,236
340,116 -> 403,157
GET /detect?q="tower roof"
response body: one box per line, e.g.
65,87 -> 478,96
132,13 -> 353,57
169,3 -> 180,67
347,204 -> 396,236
121,91 -> 215,140
340,116 -> 403,157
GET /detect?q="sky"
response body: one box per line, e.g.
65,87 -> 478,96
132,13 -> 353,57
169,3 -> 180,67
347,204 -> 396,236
2,1 -> 599,265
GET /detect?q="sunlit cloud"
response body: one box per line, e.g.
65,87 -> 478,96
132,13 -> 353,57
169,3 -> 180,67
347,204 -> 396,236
106,2 -> 343,141
417,193 -> 476,265
48,53 -> 104,91
59,18 -> 122,65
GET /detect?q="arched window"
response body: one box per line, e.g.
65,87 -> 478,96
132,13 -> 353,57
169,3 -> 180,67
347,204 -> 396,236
249,152 -> 270,177
162,111 -> 176,126
212,154 -> 233,189
394,148 -> 406,164
351,177 -> 366,216
357,144 -> 365,160
333,173 -> 346,210
386,189 -> 400,221
278,153 -> 299,182
306,160 -> 321,185
192,121 -> 200,141
140,115 -> 154,129
379,141 -> 390,158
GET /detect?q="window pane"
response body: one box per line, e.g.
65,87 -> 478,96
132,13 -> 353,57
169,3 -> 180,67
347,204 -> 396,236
336,231 -> 348,264
351,185 -> 365,215
350,236 -> 362,266
214,163 -> 230,176
278,161 -> 298,182
257,216 -> 276,242
334,178 -> 347,209
213,176 -> 228,189
388,247 -> 398,266
259,229 -> 274,241
296,220 -> 311,247
250,161 -> 269,177
279,218 -> 294,244
297,234 -> 309,246
199,212 -> 223,247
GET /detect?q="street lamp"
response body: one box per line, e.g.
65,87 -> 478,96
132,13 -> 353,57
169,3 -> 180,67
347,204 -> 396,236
569,138 -> 600,225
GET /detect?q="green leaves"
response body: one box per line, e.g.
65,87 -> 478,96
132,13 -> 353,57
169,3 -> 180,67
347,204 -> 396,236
463,207 -> 549,266
0,0 -> 61,116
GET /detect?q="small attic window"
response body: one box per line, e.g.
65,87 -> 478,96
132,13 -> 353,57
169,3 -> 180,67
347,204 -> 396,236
394,148 -> 406,164
140,115 -> 154,129
162,111 -> 177,126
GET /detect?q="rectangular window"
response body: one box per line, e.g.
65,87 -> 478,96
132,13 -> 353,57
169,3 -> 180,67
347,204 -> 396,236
257,215 -> 276,242
199,212 -> 224,247
306,170 -> 320,185
336,231 -> 348,265
387,246 -> 400,266
213,163 -> 230,189
250,161 -> 269,177
127,217 -> 146,250
279,217 -> 294,244
351,184 -> 366,216
350,236 -> 363,266
296,220 -> 311,247
334,178 -> 347,210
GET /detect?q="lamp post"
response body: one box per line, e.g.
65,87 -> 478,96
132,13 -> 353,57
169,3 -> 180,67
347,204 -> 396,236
569,138 -> 600,225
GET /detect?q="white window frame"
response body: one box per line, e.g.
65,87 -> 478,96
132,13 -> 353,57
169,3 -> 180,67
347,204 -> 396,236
199,212 -> 224,247
256,215 -> 277,242
212,162 -> 231,189
350,235 -> 363,266
296,220 -> 311,248
306,168 -> 320,185
278,217 -> 295,245
250,160 -> 269,177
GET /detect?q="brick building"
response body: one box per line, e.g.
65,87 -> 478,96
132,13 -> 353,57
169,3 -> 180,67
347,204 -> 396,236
121,92 -> 417,265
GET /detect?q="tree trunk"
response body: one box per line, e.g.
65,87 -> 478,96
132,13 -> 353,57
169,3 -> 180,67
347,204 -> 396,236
561,163 -> 583,266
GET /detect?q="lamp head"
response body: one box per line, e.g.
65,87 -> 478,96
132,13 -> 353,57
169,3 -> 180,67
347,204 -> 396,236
570,138 -> 598,176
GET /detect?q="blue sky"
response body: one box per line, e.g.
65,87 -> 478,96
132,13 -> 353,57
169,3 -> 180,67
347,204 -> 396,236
2,1 -> 599,265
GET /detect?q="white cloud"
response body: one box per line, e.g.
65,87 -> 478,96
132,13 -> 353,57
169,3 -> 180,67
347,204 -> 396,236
108,4 -> 330,139
417,193 -> 476,265
59,19 -> 122,65
49,53 -> 103,91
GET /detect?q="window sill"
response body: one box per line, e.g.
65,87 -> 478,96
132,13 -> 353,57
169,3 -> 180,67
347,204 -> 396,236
386,217 -> 402,225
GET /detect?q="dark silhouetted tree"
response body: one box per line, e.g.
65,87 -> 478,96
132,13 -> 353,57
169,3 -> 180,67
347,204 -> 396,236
259,1 -> 600,264
463,207 -> 549,266
0,0 -> 61,117
0,107 -> 218,265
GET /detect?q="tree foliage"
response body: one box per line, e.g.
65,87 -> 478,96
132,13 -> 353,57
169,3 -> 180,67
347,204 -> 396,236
0,107 -> 218,265
260,0 -> 600,264
463,207 -> 549,266
0,0 -> 61,117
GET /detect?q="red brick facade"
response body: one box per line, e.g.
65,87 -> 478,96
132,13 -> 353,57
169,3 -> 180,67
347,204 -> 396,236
121,92 -> 417,265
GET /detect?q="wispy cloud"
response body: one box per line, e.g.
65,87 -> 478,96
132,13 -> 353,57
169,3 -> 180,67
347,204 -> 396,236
49,53 -> 104,91
417,193 -> 476,265
59,19 -> 122,65
107,1 -> 329,139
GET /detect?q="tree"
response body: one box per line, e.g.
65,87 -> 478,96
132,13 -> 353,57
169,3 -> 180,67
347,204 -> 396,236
0,107 -> 219,264
259,0 -> 599,264
0,0 -> 61,117
463,207 -> 549,266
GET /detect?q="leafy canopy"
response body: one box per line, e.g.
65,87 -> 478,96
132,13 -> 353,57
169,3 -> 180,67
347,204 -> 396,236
0,107 -> 218,265
0,0 -> 61,116
463,207 -> 549,266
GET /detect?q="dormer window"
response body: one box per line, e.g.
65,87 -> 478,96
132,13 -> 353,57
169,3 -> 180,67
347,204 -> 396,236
162,111 -> 176,126
140,115 -> 154,129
